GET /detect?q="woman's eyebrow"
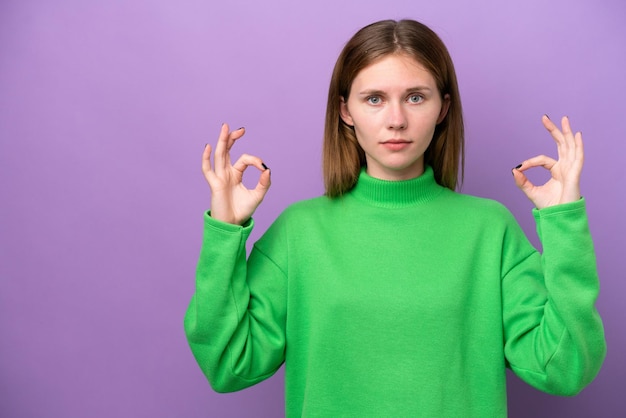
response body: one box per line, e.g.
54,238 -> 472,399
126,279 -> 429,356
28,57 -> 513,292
357,86 -> 433,95
357,89 -> 386,96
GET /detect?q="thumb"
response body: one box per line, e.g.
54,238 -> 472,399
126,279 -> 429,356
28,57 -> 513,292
512,166 -> 534,197
254,167 -> 271,196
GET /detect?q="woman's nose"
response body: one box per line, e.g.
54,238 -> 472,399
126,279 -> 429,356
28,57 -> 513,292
387,103 -> 407,129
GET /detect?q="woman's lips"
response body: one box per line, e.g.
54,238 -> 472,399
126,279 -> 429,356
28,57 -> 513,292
381,140 -> 411,151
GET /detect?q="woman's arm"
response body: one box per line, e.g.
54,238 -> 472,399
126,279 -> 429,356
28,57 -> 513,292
184,214 -> 287,392
184,124 -> 286,392
502,201 -> 606,395
504,116 -> 606,394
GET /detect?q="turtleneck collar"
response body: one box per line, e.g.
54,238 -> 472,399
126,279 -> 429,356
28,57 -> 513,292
348,166 -> 445,208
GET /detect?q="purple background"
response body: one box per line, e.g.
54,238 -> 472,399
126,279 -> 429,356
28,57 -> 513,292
1,0 -> 624,416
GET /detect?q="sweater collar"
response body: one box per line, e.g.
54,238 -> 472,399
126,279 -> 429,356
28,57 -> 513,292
348,166 -> 444,208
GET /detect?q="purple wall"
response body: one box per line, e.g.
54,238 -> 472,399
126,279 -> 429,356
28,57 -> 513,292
1,0 -> 624,416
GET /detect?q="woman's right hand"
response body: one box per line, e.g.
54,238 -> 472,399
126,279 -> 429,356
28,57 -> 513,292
202,123 -> 271,225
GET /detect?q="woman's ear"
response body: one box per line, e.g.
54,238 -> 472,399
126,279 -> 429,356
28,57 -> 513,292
339,97 -> 354,126
437,94 -> 451,124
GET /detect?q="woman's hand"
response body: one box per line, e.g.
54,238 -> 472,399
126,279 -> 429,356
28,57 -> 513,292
512,115 -> 583,209
202,123 -> 271,225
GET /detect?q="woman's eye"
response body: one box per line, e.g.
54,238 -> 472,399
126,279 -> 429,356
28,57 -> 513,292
408,95 -> 423,104
366,96 -> 381,105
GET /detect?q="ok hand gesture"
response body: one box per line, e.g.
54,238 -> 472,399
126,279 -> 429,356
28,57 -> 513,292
512,115 -> 583,209
202,123 -> 271,225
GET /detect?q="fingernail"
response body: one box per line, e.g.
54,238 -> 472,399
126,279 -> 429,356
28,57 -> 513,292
261,163 -> 269,170
544,114 -> 550,120
204,143 -> 208,148
515,164 -> 522,169
238,127 -> 245,131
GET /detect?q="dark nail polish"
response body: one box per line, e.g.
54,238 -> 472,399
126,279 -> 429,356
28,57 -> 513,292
261,163 -> 269,170
515,164 -> 522,169
544,114 -> 550,120
238,127 -> 245,131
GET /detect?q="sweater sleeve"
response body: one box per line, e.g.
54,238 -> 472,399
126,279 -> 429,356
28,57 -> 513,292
502,198 -> 606,396
183,212 -> 288,393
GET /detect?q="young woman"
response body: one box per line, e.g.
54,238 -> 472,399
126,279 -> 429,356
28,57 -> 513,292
184,19 -> 605,417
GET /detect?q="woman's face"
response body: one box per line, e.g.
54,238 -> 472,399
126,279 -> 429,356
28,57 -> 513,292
340,53 -> 449,181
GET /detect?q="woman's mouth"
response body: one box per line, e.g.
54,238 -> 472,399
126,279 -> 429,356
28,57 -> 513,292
381,139 -> 411,151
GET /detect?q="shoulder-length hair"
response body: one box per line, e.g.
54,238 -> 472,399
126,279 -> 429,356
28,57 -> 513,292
323,19 -> 464,197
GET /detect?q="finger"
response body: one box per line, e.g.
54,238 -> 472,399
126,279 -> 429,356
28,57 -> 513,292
213,123 -> 231,172
222,126 -> 246,154
216,126 -> 247,172
561,115 -> 573,137
560,116 -> 577,156
514,155 -> 557,172
542,114 -> 557,132
511,167 -> 535,196
228,127 -> 246,147
202,143 -> 212,174
575,131 -> 584,164
253,167 -> 272,197
232,153 -> 267,174
542,114 -> 563,139
564,118 -> 584,167
542,114 -> 570,156
545,115 -> 581,165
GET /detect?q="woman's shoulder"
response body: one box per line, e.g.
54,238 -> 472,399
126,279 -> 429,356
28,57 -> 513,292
278,195 -> 335,219
440,189 -> 518,222
257,195 -> 337,241
447,189 -> 507,207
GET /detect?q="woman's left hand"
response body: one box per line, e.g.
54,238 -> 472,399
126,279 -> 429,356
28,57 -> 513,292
512,115 -> 584,209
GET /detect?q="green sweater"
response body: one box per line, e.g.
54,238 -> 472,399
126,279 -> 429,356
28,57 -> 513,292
184,166 -> 606,417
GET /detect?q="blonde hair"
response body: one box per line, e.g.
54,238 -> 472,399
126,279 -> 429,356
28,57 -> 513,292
323,19 -> 464,197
